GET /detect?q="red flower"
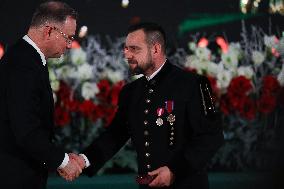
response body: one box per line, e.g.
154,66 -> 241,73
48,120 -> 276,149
65,99 -> 80,112
89,104 -> 104,123
261,75 -> 280,95
79,100 -> 96,117
97,79 -> 111,101
54,106 -> 70,127
258,94 -> 277,114
278,87 -> 284,108
227,92 -> 247,113
110,81 -> 125,105
227,76 -> 253,96
57,81 -> 71,102
240,97 -> 256,120
185,67 -> 197,74
220,95 -> 231,115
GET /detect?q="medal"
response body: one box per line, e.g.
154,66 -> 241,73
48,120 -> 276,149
156,108 -> 164,126
165,101 -> 176,125
167,114 -> 175,125
156,117 -> 163,126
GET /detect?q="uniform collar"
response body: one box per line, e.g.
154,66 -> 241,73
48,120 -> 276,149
23,35 -> 47,66
145,59 -> 167,81
144,60 -> 173,86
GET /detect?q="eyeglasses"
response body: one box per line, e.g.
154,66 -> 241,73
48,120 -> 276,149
50,26 -> 74,45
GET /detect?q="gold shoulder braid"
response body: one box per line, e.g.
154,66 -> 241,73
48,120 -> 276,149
199,77 -> 216,116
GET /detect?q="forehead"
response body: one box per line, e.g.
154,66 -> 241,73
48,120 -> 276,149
125,29 -> 147,46
61,16 -> 77,34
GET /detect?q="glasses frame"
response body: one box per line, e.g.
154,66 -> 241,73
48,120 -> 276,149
48,26 -> 74,45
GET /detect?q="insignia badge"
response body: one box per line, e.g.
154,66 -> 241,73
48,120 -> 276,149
165,100 -> 175,125
167,114 -> 175,125
156,117 -> 164,126
156,108 -> 164,126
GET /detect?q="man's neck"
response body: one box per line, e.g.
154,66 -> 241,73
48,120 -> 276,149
145,58 -> 167,80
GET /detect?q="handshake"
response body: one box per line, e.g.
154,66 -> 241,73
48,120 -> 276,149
57,153 -> 86,181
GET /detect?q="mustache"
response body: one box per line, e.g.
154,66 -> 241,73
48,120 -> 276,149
126,59 -> 138,65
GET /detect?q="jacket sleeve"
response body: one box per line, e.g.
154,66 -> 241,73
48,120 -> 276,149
82,85 -> 130,176
7,64 -> 65,171
167,75 -> 224,174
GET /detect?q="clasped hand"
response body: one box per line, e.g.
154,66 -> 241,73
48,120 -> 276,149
57,153 -> 86,181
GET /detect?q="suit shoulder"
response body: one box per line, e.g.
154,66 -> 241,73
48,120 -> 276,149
170,64 -> 203,83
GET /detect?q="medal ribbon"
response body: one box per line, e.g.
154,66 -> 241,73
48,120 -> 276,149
165,101 -> 174,113
157,108 -> 164,116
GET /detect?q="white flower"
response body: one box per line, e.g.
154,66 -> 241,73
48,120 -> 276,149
48,55 -> 65,65
70,48 -> 87,65
195,47 -> 211,61
53,92 -> 57,104
102,69 -> 124,83
237,66 -> 254,79
51,80 -> 60,92
206,62 -> 219,76
188,42 -> 196,51
264,35 -> 277,48
55,65 -> 75,80
252,50 -> 265,65
77,63 -> 94,80
221,50 -> 239,71
185,55 -> 208,75
81,82 -> 99,100
278,64 -> 284,86
48,69 -> 60,92
217,69 -> 234,93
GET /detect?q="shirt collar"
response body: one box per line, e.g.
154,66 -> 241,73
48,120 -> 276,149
23,35 -> 46,66
145,59 -> 167,81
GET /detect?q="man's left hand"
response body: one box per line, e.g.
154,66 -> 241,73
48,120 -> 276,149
148,166 -> 174,187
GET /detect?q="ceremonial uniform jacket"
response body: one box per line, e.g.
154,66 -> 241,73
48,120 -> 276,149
83,61 -> 224,189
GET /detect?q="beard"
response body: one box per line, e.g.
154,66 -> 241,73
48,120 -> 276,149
128,53 -> 154,76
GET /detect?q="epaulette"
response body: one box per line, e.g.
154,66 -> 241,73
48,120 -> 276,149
198,76 -> 216,116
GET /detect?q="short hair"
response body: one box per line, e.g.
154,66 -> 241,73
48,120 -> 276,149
127,22 -> 166,54
30,1 -> 78,27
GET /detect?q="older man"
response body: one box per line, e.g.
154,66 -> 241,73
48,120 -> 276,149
0,1 -> 83,188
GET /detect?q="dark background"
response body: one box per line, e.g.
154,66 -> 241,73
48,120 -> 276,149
0,0 -> 283,48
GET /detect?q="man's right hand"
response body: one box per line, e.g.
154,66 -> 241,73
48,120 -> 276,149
57,154 -> 82,181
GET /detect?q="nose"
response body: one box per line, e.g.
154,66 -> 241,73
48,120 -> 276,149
123,47 -> 132,59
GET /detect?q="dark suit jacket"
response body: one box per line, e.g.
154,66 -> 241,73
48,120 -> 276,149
0,39 -> 65,189
83,62 -> 224,189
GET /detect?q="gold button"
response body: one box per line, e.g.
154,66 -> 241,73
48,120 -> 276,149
144,120 -> 148,125
146,99 -> 151,103
144,109 -> 149,114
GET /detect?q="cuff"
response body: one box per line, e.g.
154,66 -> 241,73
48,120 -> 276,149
79,154 -> 91,168
58,153 -> 69,169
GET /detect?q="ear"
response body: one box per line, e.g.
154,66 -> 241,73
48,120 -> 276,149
43,26 -> 52,40
152,43 -> 161,55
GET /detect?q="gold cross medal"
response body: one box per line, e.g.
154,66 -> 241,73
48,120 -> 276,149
167,114 -> 175,125
165,100 -> 175,125
156,108 -> 164,126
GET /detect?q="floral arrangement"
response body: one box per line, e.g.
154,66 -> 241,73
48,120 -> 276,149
48,36 -> 137,173
184,23 -> 284,170
49,24 -> 284,173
